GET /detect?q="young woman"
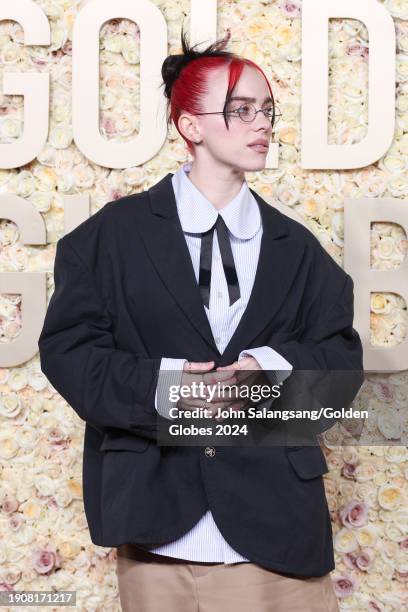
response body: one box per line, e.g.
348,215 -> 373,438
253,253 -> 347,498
38,27 -> 363,612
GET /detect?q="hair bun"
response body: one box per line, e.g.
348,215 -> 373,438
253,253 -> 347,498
161,54 -> 193,100
161,24 -> 231,100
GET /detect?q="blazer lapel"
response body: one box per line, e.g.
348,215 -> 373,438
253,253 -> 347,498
142,173 -> 219,353
221,188 -> 305,364
142,173 -> 305,363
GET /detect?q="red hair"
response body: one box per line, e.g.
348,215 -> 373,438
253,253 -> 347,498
162,28 -> 276,157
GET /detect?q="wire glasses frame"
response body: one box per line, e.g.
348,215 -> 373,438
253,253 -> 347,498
193,102 -> 282,127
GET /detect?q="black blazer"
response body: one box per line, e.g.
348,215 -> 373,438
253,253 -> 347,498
38,171 -> 364,577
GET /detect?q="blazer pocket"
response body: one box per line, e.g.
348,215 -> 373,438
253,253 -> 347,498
286,446 -> 329,480
100,433 -> 150,453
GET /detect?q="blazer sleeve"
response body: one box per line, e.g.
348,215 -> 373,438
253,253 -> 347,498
38,236 -> 162,436
267,274 -> 363,371
265,268 -> 365,440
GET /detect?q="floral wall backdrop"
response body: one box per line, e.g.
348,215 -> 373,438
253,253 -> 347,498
0,1 -> 407,610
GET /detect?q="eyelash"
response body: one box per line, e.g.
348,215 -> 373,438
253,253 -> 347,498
229,106 -> 274,114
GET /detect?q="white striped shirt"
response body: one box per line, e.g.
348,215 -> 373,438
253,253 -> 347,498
151,161 -> 292,562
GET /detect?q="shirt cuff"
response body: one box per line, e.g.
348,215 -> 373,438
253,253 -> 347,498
238,346 -> 293,385
155,357 -> 187,420
237,347 -> 293,411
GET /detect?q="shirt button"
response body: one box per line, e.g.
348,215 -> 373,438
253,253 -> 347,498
205,447 -> 216,457
217,291 -> 223,299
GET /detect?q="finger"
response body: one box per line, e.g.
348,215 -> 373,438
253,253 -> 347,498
203,370 -> 237,384
217,360 -> 246,372
184,360 -> 215,373
215,364 -> 237,371
236,370 -> 257,383
178,398 -> 215,412
204,387 -> 241,402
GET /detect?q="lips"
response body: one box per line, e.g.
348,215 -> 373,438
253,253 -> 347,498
248,144 -> 268,153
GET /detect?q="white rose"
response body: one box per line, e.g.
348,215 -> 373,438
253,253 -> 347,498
387,0 -> 408,19
55,172 -> 74,193
276,181 -> 300,206
334,527 -> 359,553
100,90 -> 117,111
52,58 -> 72,90
53,99 -> 71,123
1,41 -> 21,64
7,369 -> 28,391
29,192 -> 53,213
385,446 -> 408,464
0,117 -> 22,139
49,124 -> 73,149
49,22 -> 68,52
378,484 -> 403,510
381,152 -> 407,173
396,53 -> 408,83
73,163 -> 95,189
121,37 -> 139,64
0,393 -> 22,418
15,426 -> 38,449
330,211 -> 344,246
104,34 -> 124,53
123,166 -> 145,186
0,298 -> 16,319
54,488 -> 73,508
0,436 -> 19,459
33,166 -> 57,191
34,474 -> 56,497
377,410 -> 402,440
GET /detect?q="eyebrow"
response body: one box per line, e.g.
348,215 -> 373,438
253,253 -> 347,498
228,96 -> 274,104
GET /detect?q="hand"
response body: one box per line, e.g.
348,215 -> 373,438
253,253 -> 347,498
213,356 -> 269,421
177,360 -> 238,416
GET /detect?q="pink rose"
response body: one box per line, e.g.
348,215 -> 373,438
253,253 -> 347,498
32,550 -> 56,574
2,568 -> 21,585
32,547 -> 62,575
110,189 -> 124,201
346,43 -> 369,60
373,381 -> 394,402
47,427 -> 69,450
1,496 -> 18,514
281,1 -> 301,18
341,463 -> 356,479
62,41 -> 72,55
9,515 -> 23,531
395,570 -> 408,583
399,537 -> 408,550
333,574 -> 357,597
356,547 -> 375,570
368,601 -> 383,611
340,500 -> 368,528
101,116 -> 117,137
343,553 -> 358,569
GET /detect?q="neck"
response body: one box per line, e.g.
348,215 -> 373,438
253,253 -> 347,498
186,158 -> 245,210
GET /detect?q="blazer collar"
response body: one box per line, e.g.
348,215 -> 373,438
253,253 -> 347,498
172,161 -> 261,239
142,171 -> 304,365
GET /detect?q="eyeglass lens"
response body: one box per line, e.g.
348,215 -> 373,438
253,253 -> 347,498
235,103 -> 281,124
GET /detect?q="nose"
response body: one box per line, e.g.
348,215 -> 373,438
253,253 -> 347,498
253,109 -> 272,133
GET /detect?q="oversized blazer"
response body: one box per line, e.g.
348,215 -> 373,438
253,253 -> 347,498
38,171 -> 364,578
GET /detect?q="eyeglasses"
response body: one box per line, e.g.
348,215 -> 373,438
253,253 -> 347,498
194,103 -> 282,125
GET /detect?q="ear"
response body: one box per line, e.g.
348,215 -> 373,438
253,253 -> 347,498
178,112 -> 202,144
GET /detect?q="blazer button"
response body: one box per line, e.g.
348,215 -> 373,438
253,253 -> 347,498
205,446 -> 216,457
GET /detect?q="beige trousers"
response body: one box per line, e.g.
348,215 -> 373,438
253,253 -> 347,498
116,544 -> 340,612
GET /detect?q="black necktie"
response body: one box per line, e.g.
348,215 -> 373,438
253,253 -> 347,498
198,215 -> 240,308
